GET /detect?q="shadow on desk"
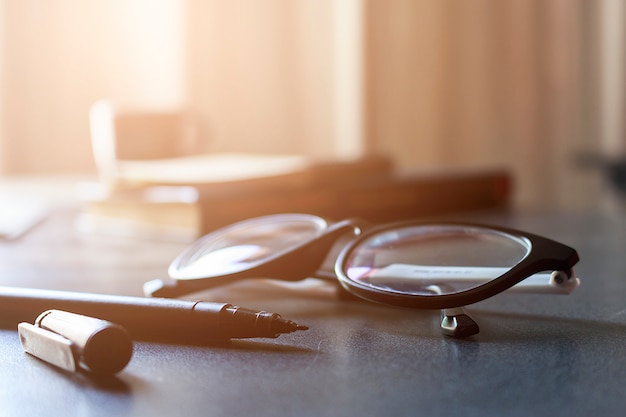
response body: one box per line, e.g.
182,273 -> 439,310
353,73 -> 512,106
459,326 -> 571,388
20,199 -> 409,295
22,351 -> 132,393
468,308 -> 626,342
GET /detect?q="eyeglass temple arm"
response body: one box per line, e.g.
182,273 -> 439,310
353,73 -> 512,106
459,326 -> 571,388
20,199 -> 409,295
348,264 -> 580,295
505,270 -> 580,294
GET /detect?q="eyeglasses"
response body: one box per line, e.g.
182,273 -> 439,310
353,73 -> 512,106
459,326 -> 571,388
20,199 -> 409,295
144,213 -> 580,338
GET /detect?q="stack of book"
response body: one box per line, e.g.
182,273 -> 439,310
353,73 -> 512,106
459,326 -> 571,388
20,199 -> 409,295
76,153 -> 510,241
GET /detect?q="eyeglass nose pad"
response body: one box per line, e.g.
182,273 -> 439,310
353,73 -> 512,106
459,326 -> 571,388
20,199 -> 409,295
144,278 -> 174,298
440,308 -> 480,338
144,273 -> 239,298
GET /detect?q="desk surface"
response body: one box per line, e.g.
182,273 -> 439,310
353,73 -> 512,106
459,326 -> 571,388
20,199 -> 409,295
1,206 -> 625,417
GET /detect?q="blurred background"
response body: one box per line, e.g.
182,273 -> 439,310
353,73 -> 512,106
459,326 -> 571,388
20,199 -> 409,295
0,0 -> 623,210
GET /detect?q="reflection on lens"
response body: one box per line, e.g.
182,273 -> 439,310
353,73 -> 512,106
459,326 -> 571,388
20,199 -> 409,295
342,225 -> 531,296
177,245 -> 268,277
170,214 -> 327,279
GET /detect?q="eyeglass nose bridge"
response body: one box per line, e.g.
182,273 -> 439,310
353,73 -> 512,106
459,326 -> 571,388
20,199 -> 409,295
259,218 -> 360,282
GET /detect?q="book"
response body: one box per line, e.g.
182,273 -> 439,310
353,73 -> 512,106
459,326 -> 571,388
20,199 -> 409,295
0,193 -> 49,240
76,184 -> 202,241
195,168 -> 511,231
108,152 -> 393,189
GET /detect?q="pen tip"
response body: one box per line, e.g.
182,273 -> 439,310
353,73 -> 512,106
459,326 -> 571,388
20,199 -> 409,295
273,318 -> 309,334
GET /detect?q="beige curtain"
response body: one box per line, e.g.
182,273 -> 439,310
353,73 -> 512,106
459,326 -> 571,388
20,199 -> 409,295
364,0 -> 607,209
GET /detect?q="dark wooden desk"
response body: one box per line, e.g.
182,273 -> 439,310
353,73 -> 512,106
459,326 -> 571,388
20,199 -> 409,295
1,206 -> 625,417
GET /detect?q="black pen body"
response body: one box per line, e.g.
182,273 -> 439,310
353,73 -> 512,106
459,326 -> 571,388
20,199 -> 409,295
0,286 -> 293,342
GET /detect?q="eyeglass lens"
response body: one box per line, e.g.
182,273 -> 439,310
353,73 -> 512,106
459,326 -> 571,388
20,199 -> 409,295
172,215 -> 327,278
341,225 -> 531,296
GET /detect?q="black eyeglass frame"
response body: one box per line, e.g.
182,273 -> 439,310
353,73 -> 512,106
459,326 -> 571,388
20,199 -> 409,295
144,214 -> 579,311
333,220 -> 579,310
